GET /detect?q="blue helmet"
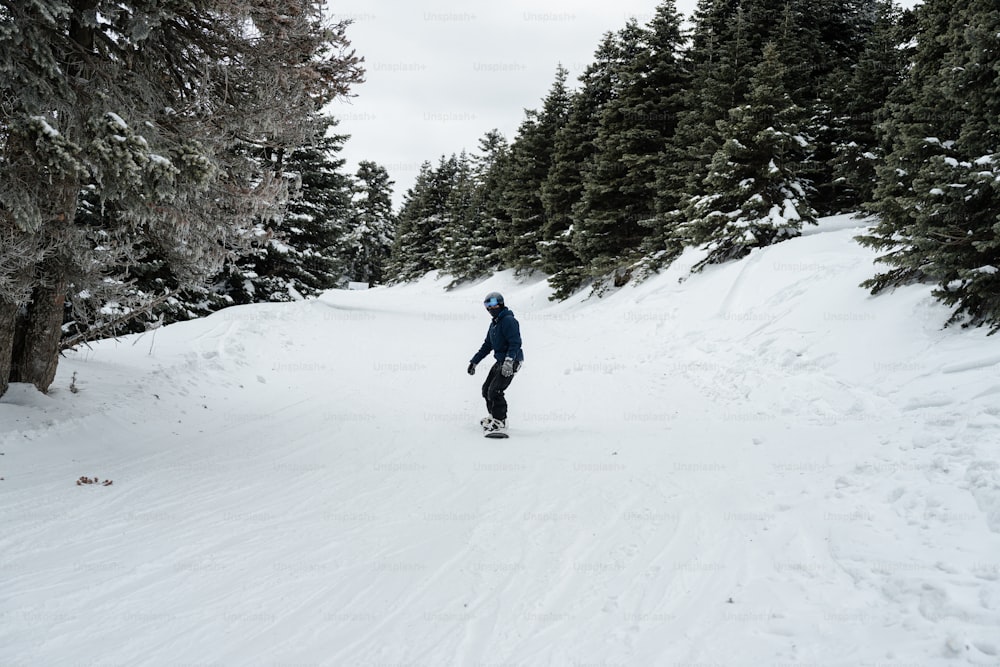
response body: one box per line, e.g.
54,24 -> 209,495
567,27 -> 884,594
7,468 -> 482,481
483,292 -> 504,311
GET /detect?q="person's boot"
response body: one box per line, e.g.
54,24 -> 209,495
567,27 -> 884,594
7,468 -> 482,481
483,418 -> 506,433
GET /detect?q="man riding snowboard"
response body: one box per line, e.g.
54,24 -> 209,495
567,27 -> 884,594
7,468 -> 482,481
467,292 -> 524,435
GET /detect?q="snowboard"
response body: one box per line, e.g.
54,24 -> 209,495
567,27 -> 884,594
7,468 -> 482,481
484,431 -> 509,439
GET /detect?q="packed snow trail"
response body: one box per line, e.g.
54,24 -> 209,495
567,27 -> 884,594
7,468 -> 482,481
2,216 -> 999,666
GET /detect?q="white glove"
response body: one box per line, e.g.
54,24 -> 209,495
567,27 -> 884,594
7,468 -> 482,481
501,358 -> 515,377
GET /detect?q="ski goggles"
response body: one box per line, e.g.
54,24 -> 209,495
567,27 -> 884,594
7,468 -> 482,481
484,297 -> 502,308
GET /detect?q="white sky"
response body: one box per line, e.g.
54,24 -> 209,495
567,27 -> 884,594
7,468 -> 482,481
326,0 -> 919,209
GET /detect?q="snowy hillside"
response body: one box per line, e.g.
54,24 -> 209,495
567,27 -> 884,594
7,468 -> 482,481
2,215 -> 999,667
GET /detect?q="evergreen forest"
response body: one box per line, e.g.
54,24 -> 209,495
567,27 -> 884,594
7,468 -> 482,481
389,0 -> 1000,332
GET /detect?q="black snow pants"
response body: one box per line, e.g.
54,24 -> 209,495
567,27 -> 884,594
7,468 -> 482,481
481,360 -> 519,421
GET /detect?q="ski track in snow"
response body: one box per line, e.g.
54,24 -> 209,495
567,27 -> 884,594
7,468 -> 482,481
2,216 -> 1000,666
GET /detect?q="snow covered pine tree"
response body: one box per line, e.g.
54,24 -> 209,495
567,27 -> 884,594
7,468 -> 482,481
0,1 -> 363,397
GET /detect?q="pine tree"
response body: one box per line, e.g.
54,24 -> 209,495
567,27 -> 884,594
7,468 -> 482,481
0,0 -> 362,395
540,92 -> 590,298
540,41 -> 620,298
672,0 -> 776,203
682,42 -> 816,269
62,189 -> 177,339
498,66 -> 571,272
655,0 -> 768,274
438,151 -> 479,280
439,131 -> 510,284
388,156 -> 458,281
859,0 -> 1000,332
669,0 -> 874,227
388,162 -> 434,281
84,126 -> 361,328
791,0 -> 886,214
570,21 -> 646,281
573,4 -> 689,285
343,160 -> 395,286
831,1 -> 910,208
224,130 -> 355,305
469,129 -> 510,275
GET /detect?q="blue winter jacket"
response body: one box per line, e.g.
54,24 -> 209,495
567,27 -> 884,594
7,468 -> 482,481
471,307 -> 524,364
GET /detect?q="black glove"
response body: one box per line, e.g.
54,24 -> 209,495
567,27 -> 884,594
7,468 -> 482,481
467,362 -> 476,376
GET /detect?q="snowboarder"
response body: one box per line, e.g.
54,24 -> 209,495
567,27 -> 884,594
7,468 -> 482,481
467,292 -> 524,435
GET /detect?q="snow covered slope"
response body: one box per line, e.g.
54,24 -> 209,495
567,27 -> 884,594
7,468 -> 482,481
2,216 -> 999,666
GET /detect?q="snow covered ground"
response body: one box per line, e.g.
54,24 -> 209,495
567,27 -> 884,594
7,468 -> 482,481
2,215 -> 999,667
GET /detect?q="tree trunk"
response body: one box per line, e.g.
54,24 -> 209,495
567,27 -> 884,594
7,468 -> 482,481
0,298 -> 18,398
8,165 -> 80,393
10,259 -> 69,393
5,3 -> 96,394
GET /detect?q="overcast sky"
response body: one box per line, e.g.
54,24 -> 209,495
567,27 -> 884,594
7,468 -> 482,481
326,0 -> 918,208
326,0 -> 698,206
